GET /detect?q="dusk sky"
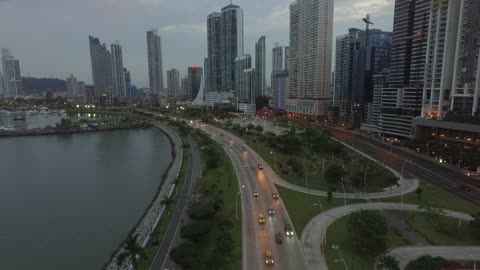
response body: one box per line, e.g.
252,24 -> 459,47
0,0 -> 394,88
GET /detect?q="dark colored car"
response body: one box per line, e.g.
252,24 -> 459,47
275,232 -> 283,244
459,185 -> 473,192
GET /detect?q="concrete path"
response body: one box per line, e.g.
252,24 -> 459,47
301,203 -> 473,270
387,246 -> 480,269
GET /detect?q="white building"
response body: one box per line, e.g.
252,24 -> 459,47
66,75 -> 78,98
287,0 -> 333,118
111,42 -> 126,100
167,69 -> 180,98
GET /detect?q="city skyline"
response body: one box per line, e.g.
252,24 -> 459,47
0,0 -> 395,88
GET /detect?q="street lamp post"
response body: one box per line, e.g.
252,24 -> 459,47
332,245 -> 348,270
340,180 -> 347,215
271,151 -> 278,172
235,192 -> 241,219
401,159 -> 410,212
362,160 -> 372,192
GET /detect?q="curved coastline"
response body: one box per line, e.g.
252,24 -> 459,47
103,122 -> 183,270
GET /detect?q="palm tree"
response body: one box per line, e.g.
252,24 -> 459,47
116,234 -> 147,269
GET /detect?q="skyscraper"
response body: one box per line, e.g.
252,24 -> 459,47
147,29 -> 164,93
376,0 -> 430,138
255,36 -> 266,97
207,12 -> 222,93
284,46 -> 290,71
167,68 -> 180,98
187,67 -> 203,101
124,68 -> 131,90
1,49 -> 22,98
221,4 -> 244,94
0,74 -> 5,96
272,44 -> 284,73
273,71 -> 289,111
111,42 -> 126,100
89,36 -> 112,96
287,0 -> 334,118
180,76 -> 188,101
235,54 -> 253,103
335,28 -> 392,127
66,75 -> 78,98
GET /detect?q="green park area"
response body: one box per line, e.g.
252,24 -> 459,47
224,122 -> 399,193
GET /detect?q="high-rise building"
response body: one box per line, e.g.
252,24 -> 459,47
376,0 -> 430,138
235,54 -> 253,104
284,46 -> 290,71
89,36 -> 112,96
66,75 -> 78,98
85,85 -> 95,103
255,36 -> 266,97
220,4 -> 244,94
335,28 -> 392,127
0,74 -> 5,96
147,29 -> 164,93
180,76 -> 188,101
286,0 -> 334,118
124,68 -> 131,90
187,67 -> 203,101
273,71 -> 289,111
127,84 -> 137,104
422,0 -> 480,119
77,81 -> 86,99
111,42 -> 126,100
207,12 -> 222,93
450,0 -> 480,117
167,68 -> 180,98
272,44 -> 284,73
1,49 -> 22,98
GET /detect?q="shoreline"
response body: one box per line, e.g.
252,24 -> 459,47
0,123 -> 152,138
103,122 -> 183,270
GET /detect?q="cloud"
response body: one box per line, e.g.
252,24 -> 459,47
335,0 -> 391,23
160,23 -> 206,33
251,6 -> 289,31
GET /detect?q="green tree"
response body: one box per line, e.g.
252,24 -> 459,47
324,164 -> 346,186
405,255 -> 451,270
57,118 -> 73,129
327,190 -> 333,203
255,125 -> 264,133
416,187 -> 423,201
170,241 -> 201,269
247,123 -> 255,131
377,255 -> 400,270
116,234 -> 147,269
470,213 -> 480,239
347,210 -> 388,256
225,120 -> 233,128
180,221 -> 211,242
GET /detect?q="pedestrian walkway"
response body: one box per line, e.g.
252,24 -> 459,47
301,203 -> 473,270
387,246 -> 480,269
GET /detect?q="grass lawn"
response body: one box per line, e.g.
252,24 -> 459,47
241,132 -> 397,192
275,185 -> 365,236
380,180 -> 480,214
198,141 -> 242,270
325,215 -> 409,270
407,212 -> 480,246
138,140 -> 189,270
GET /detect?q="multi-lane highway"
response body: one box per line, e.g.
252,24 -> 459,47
331,129 -> 480,205
200,124 -> 308,270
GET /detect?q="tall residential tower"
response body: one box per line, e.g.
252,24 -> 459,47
88,36 -> 112,96
1,49 -> 22,98
255,36 -> 266,97
287,0 -> 334,118
111,42 -> 126,100
147,29 -> 164,93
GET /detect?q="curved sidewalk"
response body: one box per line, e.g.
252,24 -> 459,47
301,203 -> 473,270
387,246 -> 480,269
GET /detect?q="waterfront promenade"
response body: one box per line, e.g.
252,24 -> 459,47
104,122 -> 183,270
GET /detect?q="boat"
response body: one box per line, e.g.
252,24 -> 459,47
13,116 -> 26,121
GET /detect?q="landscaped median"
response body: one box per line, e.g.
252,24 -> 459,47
167,127 -> 241,270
